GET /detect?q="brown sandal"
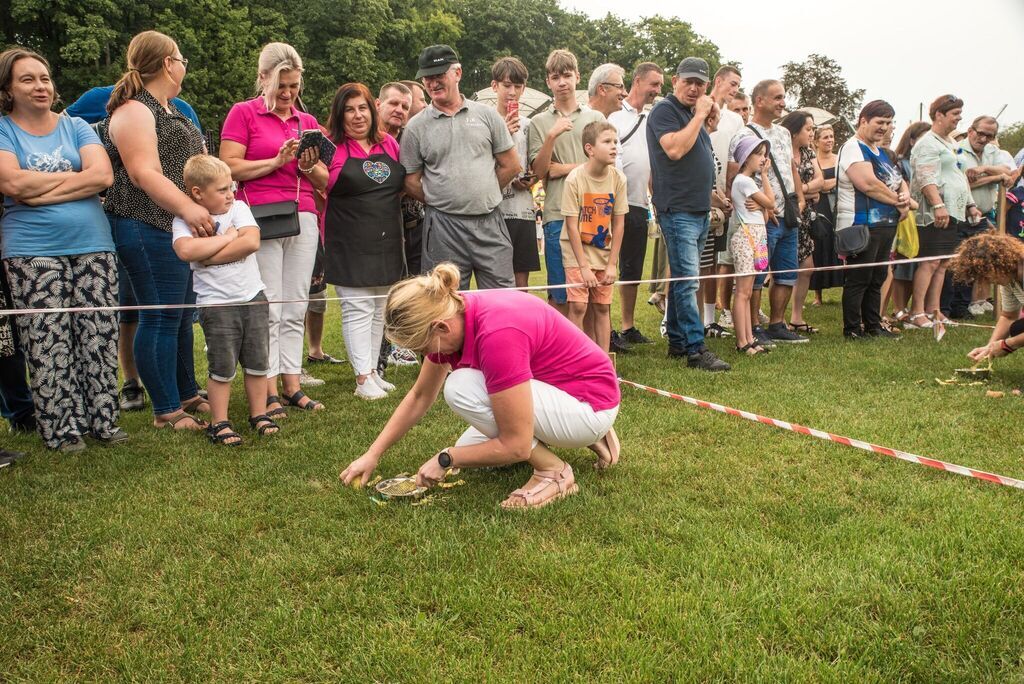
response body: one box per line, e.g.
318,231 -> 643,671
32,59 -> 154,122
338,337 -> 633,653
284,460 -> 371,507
181,395 -> 211,414
500,465 -> 578,510
154,411 -> 208,431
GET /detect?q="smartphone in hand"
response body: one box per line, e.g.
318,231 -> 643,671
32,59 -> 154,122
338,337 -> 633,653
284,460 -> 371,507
296,129 -> 337,166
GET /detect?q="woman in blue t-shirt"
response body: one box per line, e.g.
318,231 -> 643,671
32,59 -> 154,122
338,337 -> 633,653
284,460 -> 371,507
835,100 -> 915,339
0,47 -> 123,452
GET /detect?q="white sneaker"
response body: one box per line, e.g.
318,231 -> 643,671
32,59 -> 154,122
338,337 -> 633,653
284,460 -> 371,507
718,309 -> 734,329
299,369 -> 325,386
968,301 -> 987,317
354,378 -> 388,400
757,309 -> 769,325
371,371 -> 395,393
981,300 -> 994,312
660,312 -> 667,338
387,347 -> 419,366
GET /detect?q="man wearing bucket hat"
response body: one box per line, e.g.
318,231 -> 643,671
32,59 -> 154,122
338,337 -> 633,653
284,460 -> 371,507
646,56 -> 730,371
399,45 -> 523,290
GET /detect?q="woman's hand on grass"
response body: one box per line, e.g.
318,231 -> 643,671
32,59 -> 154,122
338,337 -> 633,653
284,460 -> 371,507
340,453 -> 380,488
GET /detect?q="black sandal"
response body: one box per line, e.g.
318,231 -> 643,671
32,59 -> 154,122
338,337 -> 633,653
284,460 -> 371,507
207,420 -> 242,446
266,395 -> 288,419
248,414 -> 280,436
282,390 -> 323,411
735,342 -> 766,356
789,322 -> 819,334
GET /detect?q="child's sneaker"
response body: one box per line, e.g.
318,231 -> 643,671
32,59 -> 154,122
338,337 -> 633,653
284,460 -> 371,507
718,309 -> 733,329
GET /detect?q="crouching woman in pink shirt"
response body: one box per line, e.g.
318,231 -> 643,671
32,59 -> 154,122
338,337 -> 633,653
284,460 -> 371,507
340,263 -> 622,509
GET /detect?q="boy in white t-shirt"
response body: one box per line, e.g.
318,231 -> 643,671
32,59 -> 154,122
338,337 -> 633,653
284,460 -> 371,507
171,155 -> 277,446
728,137 -> 775,357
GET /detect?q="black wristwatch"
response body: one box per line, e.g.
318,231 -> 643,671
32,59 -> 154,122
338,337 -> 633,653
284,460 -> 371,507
437,450 -> 453,469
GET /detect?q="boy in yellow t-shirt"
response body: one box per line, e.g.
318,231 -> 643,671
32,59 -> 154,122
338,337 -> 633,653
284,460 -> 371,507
561,120 -> 628,352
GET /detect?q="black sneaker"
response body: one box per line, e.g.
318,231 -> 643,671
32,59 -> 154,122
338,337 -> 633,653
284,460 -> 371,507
119,379 -> 146,412
620,327 -> 653,345
844,329 -> 869,340
610,332 -> 633,354
766,322 -> 809,343
866,327 -> 900,339
0,449 -> 26,469
686,348 -> 731,372
704,322 -> 732,338
667,345 -> 688,359
752,326 -> 776,349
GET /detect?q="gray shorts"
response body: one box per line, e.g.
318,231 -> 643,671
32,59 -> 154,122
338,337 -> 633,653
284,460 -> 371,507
199,292 -> 270,382
307,287 -> 327,315
422,206 -> 514,289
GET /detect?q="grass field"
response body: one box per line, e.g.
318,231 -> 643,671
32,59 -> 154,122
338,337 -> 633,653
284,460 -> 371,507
3,260 -> 1024,681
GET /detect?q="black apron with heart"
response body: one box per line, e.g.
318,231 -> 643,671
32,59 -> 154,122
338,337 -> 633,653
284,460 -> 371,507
324,142 -> 406,288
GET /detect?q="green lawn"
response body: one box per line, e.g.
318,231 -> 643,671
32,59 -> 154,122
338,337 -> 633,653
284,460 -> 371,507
3,258 -> 1024,681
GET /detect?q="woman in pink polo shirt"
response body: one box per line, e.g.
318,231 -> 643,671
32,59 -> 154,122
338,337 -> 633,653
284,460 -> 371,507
339,263 -> 622,509
220,42 -> 327,417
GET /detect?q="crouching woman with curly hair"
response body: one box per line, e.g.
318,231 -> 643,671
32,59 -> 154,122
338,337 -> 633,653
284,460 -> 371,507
952,233 -> 1024,362
340,263 -> 622,509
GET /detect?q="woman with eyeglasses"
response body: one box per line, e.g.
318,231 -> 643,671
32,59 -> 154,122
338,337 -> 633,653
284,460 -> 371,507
103,30 -> 211,433
340,263 -> 621,510
906,95 -> 984,329
221,43 -> 328,418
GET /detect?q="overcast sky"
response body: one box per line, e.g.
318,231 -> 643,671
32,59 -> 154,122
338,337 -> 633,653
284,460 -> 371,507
563,0 -> 1023,142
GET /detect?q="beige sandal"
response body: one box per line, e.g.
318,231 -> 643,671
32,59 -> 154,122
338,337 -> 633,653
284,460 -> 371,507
500,465 -> 578,510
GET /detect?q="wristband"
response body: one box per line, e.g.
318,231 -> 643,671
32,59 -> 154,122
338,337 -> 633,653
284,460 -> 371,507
1001,339 -> 1016,354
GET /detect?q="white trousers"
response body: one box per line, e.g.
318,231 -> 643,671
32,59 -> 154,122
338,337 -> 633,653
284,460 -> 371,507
255,211 -> 319,376
337,285 -> 389,377
444,368 -> 619,450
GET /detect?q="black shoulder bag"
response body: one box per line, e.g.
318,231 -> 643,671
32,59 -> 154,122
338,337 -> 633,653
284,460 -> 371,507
746,124 -> 801,228
244,120 -> 303,241
832,143 -> 869,258
619,113 -> 646,145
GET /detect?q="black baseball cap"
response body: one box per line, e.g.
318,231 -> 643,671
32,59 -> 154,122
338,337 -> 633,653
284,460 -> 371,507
416,45 -> 460,79
675,57 -> 710,83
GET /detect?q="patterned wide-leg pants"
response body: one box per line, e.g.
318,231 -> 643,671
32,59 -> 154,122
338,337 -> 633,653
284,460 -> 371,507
3,251 -> 120,449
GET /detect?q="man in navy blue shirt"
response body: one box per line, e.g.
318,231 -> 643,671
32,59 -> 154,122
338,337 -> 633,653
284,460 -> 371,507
647,57 -> 729,371
64,85 -> 202,131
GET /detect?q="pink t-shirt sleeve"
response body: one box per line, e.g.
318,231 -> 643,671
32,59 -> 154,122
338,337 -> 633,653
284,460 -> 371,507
327,140 -> 352,192
220,102 -> 251,146
476,328 -> 533,394
382,135 -> 400,162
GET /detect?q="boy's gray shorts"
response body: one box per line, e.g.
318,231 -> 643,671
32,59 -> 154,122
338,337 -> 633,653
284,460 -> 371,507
199,292 -> 270,382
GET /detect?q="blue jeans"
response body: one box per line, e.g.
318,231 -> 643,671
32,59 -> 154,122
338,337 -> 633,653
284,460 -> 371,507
543,220 -> 567,304
659,210 -> 709,353
754,219 -> 799,289
108,215 -> 199,415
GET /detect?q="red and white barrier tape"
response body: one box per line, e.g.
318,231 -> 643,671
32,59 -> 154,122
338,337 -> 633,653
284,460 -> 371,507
0,252 -> 956,317
618,377 -> 1024,491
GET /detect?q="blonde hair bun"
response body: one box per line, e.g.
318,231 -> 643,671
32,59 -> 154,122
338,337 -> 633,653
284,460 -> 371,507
383,263 -> 465,351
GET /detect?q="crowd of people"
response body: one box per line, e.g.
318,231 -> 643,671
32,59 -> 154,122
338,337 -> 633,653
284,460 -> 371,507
0,31 -> 1022,505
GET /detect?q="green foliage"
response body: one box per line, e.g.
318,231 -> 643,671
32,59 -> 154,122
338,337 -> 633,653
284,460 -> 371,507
2,0 -> 722,132
998,121 -> 1024,158
781,53 -> 865,123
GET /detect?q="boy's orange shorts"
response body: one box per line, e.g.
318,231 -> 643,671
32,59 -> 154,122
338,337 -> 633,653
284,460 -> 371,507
565,267 -> 613,305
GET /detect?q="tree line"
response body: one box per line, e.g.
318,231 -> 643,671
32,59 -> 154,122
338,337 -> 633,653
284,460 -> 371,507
11,0 -> 1017,153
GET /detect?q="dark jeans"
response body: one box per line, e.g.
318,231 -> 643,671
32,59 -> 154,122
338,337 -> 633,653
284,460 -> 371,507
944,220 -> 992,317
108,215 -> 199,415
842,224 -> 896,335
0,349 -> 34,430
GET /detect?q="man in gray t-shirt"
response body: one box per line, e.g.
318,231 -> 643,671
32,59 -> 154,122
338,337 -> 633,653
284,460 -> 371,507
400,45 -> 521,289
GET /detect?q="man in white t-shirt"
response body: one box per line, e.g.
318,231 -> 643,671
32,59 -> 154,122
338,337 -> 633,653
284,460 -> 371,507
608,61 -> 664,348
707,65 -> 743,331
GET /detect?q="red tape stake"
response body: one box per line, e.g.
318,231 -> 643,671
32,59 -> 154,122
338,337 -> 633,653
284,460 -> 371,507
618,378 -> 1024,491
